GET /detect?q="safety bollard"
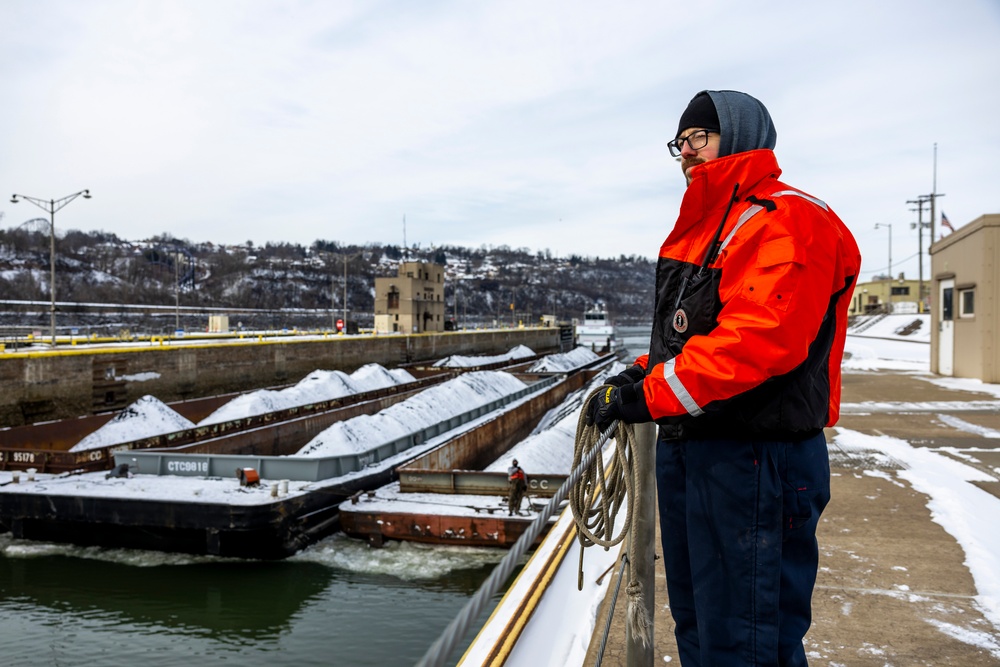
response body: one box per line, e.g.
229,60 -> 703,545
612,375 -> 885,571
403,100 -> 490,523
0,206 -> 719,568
626,421 -> 657,666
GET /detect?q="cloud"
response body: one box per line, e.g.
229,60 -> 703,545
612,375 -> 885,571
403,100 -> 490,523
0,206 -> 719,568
2,0 -> 999,275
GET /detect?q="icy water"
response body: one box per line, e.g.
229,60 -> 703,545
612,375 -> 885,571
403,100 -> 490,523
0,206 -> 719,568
0,329 -> 652,667
618,325 -> 651,360
0,533 -> 507,666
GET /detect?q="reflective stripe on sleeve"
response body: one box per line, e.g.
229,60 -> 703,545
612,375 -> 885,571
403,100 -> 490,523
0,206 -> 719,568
662,359 -> 704,417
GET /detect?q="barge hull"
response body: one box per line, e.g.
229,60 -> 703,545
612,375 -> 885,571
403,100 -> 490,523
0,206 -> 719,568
339,508 -> 552,548
0,466 -> 396,559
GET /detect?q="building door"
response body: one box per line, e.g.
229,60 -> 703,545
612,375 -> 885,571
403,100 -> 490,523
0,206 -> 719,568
938,279 -> 954,376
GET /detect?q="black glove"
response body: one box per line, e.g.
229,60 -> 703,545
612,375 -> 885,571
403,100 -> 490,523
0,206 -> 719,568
586,380 -> 653,431
603,364 -> 645,388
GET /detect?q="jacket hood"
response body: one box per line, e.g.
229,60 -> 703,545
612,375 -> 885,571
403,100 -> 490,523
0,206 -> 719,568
704,90 -> 777,158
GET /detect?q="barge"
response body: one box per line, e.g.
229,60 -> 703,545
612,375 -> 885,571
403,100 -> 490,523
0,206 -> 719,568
0,351 -> 614,559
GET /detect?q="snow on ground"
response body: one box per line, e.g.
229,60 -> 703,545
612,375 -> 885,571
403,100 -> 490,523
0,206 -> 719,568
527,346 -> 599,373
847,312 -> 931,342
295,371 -> 528,457
832,428 -> 1000,639
69,396 -> 195,452
843,313 -> 930,372
432,344 -> 535,368
199,363 -> 415,425
925,375 -> 1000,400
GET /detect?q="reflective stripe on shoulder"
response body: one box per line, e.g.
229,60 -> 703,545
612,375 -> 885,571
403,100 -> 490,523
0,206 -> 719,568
772,189 -> 829,211
718,204 -> 764,253
717,190 -> 830,253
661,358 -> 704,417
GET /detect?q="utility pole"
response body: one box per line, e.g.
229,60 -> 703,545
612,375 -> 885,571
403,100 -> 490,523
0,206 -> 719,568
907,196 -> 931,312
875,223 -> 893,311
9,190 -> 92,346
343,253 -> 348,332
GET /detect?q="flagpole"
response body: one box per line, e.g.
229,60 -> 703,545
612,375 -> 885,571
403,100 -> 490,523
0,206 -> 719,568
931,143 -> 937,242
927,144 -> 945,243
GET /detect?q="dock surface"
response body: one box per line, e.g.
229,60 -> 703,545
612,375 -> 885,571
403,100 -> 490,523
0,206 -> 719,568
583,369 -> 1000,666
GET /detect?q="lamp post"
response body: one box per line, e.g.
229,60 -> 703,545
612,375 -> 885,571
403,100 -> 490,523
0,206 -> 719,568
875,223 -> 892,311
10,190 -> 91,346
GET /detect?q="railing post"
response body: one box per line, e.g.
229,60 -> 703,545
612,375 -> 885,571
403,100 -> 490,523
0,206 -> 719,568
626,421 -> 657,666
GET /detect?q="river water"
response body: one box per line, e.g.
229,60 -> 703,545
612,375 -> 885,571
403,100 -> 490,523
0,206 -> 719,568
0,534 -> 507,667
0,329 -> 651,667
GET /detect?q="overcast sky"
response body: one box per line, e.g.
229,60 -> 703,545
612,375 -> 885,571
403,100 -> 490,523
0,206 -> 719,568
2,1 -> 998,283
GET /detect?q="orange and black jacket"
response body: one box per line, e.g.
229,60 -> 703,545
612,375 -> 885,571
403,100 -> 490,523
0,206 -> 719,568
636,149 -> 861,441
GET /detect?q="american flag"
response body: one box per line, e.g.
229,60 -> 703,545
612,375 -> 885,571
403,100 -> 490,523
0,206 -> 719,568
941,211 -> 955,234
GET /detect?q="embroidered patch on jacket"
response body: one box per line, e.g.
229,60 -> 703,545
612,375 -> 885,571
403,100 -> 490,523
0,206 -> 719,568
672,309 -> 689,333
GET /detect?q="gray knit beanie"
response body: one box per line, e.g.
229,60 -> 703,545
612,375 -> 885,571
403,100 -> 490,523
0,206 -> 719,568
681,90 -> 777,158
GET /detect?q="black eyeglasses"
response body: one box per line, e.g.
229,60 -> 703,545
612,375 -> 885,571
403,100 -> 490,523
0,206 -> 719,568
667,129 -> 717,157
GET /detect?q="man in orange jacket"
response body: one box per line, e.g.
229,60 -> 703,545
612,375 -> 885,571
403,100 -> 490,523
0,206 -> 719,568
588,90 -> 860,666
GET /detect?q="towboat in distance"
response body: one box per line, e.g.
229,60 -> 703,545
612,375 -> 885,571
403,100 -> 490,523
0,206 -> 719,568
575,303 -> 621,353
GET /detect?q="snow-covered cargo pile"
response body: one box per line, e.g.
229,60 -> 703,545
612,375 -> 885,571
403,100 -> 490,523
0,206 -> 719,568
433,345 -> 535,368
69,396 -> 195,452
296,371 -> 527,458
528,347 -> 600,373
199,363 -> 415,425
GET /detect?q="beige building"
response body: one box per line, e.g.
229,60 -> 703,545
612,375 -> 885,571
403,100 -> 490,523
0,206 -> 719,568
929,213 -> 1000,382
373,261 -> 446,334
848,276 -> 923,316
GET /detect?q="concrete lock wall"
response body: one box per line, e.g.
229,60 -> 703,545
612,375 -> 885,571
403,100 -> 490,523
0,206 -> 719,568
0,328 -> 560,427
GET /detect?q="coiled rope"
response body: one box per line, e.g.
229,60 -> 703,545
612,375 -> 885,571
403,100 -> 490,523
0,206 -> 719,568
415,386 -> 650,667
570,386 -> 651,652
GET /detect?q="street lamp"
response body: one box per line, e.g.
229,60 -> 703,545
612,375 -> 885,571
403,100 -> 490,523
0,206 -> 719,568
10,190 -> 91,346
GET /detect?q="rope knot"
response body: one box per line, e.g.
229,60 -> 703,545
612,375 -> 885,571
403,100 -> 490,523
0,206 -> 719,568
626,580 -> 652,647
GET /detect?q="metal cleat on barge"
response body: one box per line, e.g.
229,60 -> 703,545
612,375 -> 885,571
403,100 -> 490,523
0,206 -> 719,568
0,350 -> 616,559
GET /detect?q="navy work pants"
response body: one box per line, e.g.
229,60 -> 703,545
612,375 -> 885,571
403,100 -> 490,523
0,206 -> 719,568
656,432 -> 830,666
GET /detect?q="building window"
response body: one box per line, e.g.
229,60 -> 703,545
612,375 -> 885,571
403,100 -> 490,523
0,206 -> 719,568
891,286 -> 910,296
959,288 -> 975,317
388,290 -> 399,309
942,287 -> 953,321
